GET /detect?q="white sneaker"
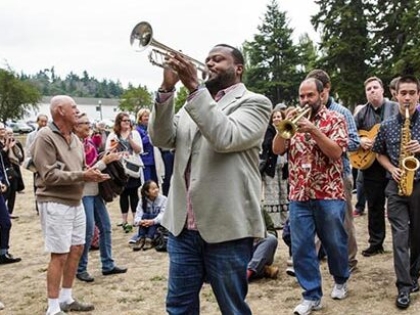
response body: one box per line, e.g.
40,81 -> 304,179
286,266 -> 296,277
331,282 -> 348,300
293,299 -> 322,315
0,301 -> 4,310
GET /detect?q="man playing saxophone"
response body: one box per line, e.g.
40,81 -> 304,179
372,75 -> 420,310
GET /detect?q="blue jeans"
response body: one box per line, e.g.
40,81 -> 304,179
77,195 -> 114,274
166,229 -> 253,315
290,199 -> 349,301
137,213 -> 158,239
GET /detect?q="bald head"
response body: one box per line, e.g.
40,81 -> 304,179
299,78 -> 324,96
50,95 -> 75,116
49,95 -> 79,131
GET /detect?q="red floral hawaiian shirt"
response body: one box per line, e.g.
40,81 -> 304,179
288,106 -> 348,201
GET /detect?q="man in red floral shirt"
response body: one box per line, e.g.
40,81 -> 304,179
273,78 -> 349,315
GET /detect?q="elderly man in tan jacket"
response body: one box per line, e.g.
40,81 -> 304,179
31,95 -> 110,315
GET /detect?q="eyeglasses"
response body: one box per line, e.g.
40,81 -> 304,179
121,119 -> 131,122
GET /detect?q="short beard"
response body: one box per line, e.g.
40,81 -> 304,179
205,68 -> 237,95
308,98 -> 323,119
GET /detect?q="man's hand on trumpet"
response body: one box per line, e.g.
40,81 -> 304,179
297,117 -> 317,134
160,56 -> 179,91
162,52 -> 200,93
284,107 -> 298,121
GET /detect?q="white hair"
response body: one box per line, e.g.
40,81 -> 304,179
98,120 -> 107,127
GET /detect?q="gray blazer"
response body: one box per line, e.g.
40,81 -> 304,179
149,83 -> 272,243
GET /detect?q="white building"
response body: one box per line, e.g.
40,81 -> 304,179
25,96 -> 121,122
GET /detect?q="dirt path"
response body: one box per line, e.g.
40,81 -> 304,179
1,168 -> 419,314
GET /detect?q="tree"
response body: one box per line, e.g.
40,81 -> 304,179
174,86 -> 189,113
119,85 -> 153,115
0,68 -> 42,123
243,0 -> 301,106
370,0 -> 420,84
296,33 -> 317,74
312,0 -> 372,109
20,69 -> 125,98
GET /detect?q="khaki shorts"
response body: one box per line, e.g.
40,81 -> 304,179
38,202 -> 86,254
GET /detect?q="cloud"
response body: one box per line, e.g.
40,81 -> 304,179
0,0 -> 318,90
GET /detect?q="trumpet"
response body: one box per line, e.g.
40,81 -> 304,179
130,21 -> 208,80
276,104 -> 312,139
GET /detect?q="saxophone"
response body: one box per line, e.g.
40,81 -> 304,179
398,103 -> 420,196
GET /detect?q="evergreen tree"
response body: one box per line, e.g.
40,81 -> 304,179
312,0 -> 372,108
20,69 -> 125,98
296,33 -> 318,75
243,0 -> 301,106
370,0 -> 420,84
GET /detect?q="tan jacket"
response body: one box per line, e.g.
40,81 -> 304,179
149,84 -> 272,243
31,123 -> 85,206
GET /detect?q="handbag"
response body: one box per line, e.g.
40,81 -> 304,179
122,153 -> 143,178
154,226 -> 169,252
5,167 -> 18,181
8,145 -> 24,165
115,135 -> 144,179
98,159 -> 129,202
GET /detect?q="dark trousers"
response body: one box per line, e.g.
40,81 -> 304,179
355,170 -> 366,212
364,178 -> 388,248
0,194 -> 11,250
386,180 -> 420,292
119,186 -> 139,215
4,176 -> 17,215
161,150 -> 174,197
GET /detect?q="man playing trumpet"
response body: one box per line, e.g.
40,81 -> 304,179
149,44 -> 272,314
273,78 -> 349,315
371,75 -> 420,309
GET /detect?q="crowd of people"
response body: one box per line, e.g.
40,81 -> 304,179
1,43 -> 420,315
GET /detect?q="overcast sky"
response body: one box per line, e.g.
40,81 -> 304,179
0,0 -> 319,92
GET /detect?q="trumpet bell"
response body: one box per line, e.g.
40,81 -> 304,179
276,121 -> 297,139
130,21 -> 154,52
129,21 -> 208,80
276,105 -> 312,139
